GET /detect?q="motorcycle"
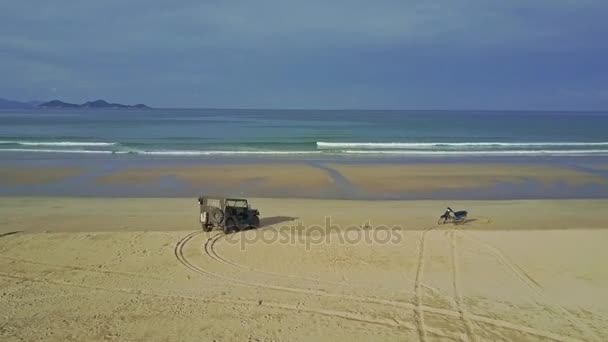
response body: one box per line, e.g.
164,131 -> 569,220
438,207 -> 468,225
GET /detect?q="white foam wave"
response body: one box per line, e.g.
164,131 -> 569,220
0,148 -> 118,154
340,149 -> 608,156
134,150 -> 323,156
0,140 -> 116,147
0,148 -> 322,156
1,148 -> 607,157
317,141 -> 608,149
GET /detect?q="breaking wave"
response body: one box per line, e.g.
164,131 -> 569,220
1,148 -> 607,157
316,141 -> 608,149
0,148 -> 117,154
339,149 -> 608,156
2,140 -> 608,157
0,148 -> 322,156
132,150 -> 322,156
0,140 -> 116,147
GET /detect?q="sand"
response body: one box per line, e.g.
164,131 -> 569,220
328,163 -> 606,193
3,162 -> 607,199
97,164 -> 333,197
0,166 -> 81,185
1,197 -> 607,341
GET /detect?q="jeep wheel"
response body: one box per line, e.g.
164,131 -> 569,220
224,218 -> 237,234
208,207 -> 224,225
250,215 -> 260,228
201,223 -> 213,232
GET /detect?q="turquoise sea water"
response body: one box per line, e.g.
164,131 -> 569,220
1,109 -> 608,157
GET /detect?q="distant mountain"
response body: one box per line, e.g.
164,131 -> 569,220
1,97 -> 150,109
39,100 -> 80,108
39,99 -> 150,109
81,100 -> 128,108
26,100 -> 45,106
0,98 -> 35,109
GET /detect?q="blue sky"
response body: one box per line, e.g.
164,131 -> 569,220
1,1 -> 607,109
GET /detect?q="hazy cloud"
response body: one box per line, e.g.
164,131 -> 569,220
1,0 -> 607,109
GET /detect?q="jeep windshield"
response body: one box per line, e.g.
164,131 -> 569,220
226,199 -> 248,208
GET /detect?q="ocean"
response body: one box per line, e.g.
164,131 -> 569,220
1,109 -> 608,158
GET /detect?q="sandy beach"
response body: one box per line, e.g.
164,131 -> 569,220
1,197 -> 607,341
3,1 -> 608,341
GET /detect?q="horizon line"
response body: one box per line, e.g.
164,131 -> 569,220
3,98 -> 608,113
5,106 -> 608,113
159,107 -> 608,113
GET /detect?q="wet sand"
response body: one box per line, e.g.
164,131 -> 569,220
1,197 -> 607,341
329,163 -> 606,193
97,164 -> 333,198
3,161 -> 607,199
0,166 -> 81,185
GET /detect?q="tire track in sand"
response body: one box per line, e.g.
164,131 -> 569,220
0,256 -> 167,282
448,230 -> 479,342
174,232 -> 441,337
461,231 -> 601,342
180,231 -> 585,342
0,271 -> 409,332
207,230 -> 444,295
211,230 -> 585,342
413,226 -> 439,342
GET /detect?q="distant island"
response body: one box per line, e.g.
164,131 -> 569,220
0,97 -> 150,110
0,98 -> 42,109
39,99 -> 150,109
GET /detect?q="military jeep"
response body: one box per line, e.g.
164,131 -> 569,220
198,197 -> 260,233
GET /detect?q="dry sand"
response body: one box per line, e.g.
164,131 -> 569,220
1,197 -> 607,341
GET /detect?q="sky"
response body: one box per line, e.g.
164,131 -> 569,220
1,1 -> 607,110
